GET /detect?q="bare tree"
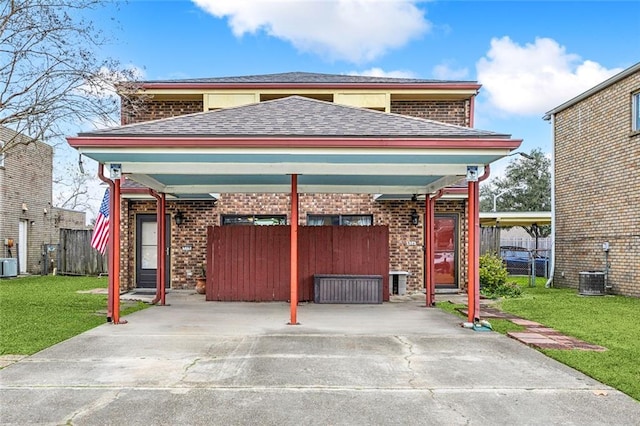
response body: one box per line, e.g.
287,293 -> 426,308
0,0 -> 141,152
53,159 -> 97,211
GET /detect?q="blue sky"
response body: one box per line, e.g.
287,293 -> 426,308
92,1 -> 638,156
65,0 -> 639,216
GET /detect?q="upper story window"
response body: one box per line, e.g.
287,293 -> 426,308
0,141 -> 4,168
633,92 -> 640,132
222,214 -> 286,226
307,214 -> 372,226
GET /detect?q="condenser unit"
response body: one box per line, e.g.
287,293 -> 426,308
0,258 -> 18,278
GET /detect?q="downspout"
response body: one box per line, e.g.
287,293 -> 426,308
545,116 -> 556,288
97,164 -> 115,323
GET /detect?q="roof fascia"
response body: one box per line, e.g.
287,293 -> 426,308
67,136 -> 522,150
138,82 -> 482,91
543,61 -> 640,120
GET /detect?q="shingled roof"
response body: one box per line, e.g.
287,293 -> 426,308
141,71 -> 472,85
81,96 -> 508,139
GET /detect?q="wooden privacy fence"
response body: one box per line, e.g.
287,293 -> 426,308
58,229 -> 107,275
480,226 -> 500,256
206,225 -> 390,302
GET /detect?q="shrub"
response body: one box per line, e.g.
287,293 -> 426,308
479,253 -> 508,291
479,253 -> 521,298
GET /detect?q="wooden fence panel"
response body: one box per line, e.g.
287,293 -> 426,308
207,225 -> 389,302
480,226 -> 501,256
59,229 -> 107,275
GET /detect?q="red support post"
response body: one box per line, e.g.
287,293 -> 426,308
112,177 -> 122,324
289,174 -> 299,325
467,179 -> 480,322
425,195 -> 434,307
97,165 -> 115,322
160,193 -> 166,305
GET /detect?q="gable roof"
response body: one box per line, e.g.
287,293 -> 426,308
80,96 -> 507,139
138,71 -> 481,91
544,61 -> 640,119
141,71 -> 472,85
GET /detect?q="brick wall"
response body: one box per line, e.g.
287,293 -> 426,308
390,100 -> 469,127
117,93 -> 474,293
121,98 -> 204,125
554,69 -> 640,297
0,140 -> 53,273
122,195 -> 467,292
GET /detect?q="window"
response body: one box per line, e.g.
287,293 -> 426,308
307,214 -> 373,226
222,214 -> 286,226
633,92 -> 640,132
0,141 -> 4,167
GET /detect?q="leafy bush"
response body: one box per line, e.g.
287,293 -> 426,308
479,253 -> 521,298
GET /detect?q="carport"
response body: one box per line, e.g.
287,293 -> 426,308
67,96 -> 522,325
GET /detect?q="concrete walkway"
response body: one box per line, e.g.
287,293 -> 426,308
1,291 -> 638,425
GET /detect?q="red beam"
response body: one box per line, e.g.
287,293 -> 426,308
289,174 -> 299,325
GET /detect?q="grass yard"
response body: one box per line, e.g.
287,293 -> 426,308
0,275 -> 148,356
438,277 -> 640,401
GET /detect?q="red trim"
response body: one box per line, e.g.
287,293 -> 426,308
121,187 -> 150,195
442,187 -> 468,195
140,82 -> 482,91
68,136 -> 522,150
148,189 -> 167,306
289,174 -> 299,325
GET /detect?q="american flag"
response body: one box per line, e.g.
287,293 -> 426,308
91,189 -> 110,254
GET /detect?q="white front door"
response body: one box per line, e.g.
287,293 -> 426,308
18,220 -> 28,273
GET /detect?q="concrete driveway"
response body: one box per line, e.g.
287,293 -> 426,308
1,291 -> 638,425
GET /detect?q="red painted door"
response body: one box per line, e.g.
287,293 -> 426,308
434,215 -> 458,288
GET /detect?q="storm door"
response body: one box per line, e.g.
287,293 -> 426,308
434,214 -> 458,289
136,214 -> 170,288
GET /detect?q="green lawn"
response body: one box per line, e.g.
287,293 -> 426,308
438,276 -> 640,401
0,275 -> 148,356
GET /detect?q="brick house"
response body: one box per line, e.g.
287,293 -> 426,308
68,72 -> 521,321
544,62 -> 640,297
0,127 -> 87,275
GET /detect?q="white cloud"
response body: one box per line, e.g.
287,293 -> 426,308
347,67 -> 416,78
476,37 -> 623,116
192,0 -> 430,63
432,63 -> 468,80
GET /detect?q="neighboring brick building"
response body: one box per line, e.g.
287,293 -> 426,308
545,62 -> 640,297
70,72 -> 522,299
0,127 -> 87,274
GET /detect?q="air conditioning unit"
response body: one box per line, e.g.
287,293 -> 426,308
0,258 -> 18,278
